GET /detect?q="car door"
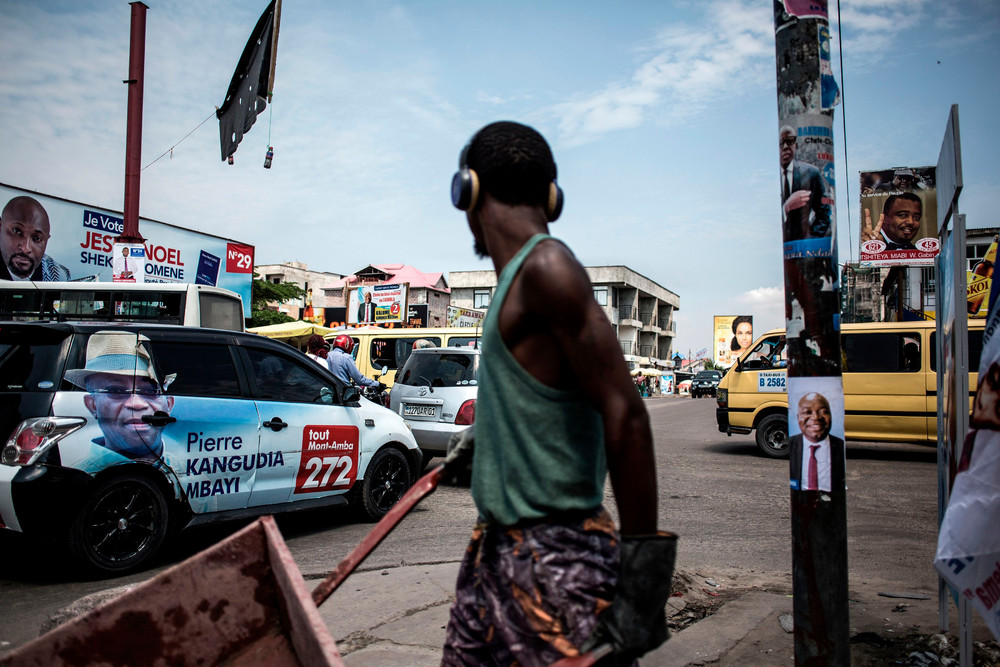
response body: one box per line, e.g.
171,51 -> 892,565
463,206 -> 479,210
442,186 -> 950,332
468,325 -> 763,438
241,343 -> 364,507
143,333 -> 260,512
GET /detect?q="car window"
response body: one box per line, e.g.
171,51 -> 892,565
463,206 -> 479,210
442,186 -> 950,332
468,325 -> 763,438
246,347 -> 333,403
148,342 -> 242,397
448,336 -> 480,348
397,352 -> 478,387
930,329 -> 983,373
0,326 -> 72,392
370,336 -> 442,371
741,336 -> 786,370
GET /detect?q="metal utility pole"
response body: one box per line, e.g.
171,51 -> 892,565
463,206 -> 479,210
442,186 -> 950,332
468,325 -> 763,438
773,2 -> 849,663
120,2 -> 148,245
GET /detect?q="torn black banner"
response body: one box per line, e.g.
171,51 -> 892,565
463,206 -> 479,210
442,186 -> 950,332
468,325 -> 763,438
217,1 -> 276,162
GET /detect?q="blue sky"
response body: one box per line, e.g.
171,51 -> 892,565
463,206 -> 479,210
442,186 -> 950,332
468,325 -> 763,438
1,1 -> 998,356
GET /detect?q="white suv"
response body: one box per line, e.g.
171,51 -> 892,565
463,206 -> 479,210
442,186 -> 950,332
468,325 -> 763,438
390,348 -> 479,466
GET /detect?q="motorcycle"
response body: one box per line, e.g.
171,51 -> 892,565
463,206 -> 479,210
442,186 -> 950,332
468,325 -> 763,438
361,365 -> 391,407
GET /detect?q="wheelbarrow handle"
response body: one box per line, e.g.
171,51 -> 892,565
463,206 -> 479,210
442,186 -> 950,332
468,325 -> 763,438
312,463 -> 447,607
548,643 -> 614,666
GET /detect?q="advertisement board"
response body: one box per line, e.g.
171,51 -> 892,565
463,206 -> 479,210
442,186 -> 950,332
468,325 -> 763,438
713,315 -> 753,367
348,283 -> 408,325
0,183 -> 254,315
858,166 -> 939,267
447,306 -> 485,328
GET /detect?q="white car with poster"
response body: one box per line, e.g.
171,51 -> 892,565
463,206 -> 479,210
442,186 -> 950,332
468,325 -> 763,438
0,322 -> 421,574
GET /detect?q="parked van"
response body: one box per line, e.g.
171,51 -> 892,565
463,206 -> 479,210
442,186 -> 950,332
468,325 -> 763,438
716,319 -> 985,457
0,281 -> 245,331
326,327 -> 481,389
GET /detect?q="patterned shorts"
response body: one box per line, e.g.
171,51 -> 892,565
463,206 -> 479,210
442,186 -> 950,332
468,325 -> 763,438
441,507 -> 621,667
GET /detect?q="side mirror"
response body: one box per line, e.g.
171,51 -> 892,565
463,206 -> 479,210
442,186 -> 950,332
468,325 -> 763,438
320,386 -> 333,404
341,386 -> 361,403
381,365 -> 389,376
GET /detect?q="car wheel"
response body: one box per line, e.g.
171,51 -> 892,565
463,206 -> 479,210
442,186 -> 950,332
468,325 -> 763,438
70,472 -> 168,573
360,447 -> 411,521
755,414 -> 790,459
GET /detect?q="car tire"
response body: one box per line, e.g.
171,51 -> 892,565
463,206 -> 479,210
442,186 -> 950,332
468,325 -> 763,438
360,447 -> 411,521
755,414 -> 790,459
70,472 -> 169,574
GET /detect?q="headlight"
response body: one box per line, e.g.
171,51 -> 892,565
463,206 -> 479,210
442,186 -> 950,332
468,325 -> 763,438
716,388 -> 728,406
2,417 -> 86,466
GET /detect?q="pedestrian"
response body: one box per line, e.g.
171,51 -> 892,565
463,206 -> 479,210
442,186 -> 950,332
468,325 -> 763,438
442,121 -> 676,666
305,334 -> 329,367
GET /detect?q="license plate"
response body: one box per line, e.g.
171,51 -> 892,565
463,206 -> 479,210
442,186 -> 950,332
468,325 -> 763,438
404,404 -> 436,417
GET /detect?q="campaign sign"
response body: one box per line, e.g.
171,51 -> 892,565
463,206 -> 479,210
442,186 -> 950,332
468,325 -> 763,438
195,250 -> 221,286
294,425 -> 359,494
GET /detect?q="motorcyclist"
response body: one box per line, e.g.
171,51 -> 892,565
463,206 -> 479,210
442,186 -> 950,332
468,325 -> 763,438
326,334 -> 384,393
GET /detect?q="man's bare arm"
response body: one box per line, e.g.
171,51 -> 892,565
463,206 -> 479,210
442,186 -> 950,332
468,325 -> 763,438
521,242 -> 658,535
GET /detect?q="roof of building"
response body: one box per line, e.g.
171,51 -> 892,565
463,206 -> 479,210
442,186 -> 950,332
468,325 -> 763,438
325,264 -> 449,293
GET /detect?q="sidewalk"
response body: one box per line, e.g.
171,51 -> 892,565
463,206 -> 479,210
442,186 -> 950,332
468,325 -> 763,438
307,562 -> 999,665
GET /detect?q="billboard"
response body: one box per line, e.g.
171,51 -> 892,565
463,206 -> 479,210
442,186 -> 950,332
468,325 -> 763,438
968,235 -> 998,318
714,315 -> 753,367
858,166 -> 939,267
348,283 -> 408,325
0,183 -> 254,315
447,306 -> 485,328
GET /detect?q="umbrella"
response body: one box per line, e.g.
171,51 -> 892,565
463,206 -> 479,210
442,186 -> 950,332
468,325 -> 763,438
247,321 -> 339,350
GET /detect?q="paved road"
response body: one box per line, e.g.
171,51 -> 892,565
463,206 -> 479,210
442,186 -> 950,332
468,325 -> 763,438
0,395 -> 940,654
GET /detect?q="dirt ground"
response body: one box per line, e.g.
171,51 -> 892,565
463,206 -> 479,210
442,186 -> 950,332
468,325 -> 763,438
669,567 -> 1000,666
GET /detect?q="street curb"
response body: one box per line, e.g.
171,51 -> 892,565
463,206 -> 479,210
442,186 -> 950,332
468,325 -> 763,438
641,590 -> 791,665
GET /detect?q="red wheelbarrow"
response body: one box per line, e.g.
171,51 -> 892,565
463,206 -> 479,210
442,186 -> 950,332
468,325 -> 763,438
1,465 -> 450,666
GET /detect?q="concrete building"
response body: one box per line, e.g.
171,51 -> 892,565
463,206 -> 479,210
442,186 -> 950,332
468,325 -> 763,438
449,265 -> 680,370
253,262 -> 344,318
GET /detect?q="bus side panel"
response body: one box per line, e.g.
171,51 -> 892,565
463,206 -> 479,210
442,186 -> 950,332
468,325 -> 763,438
842,372 -> 926,442
727,367 -> 787,431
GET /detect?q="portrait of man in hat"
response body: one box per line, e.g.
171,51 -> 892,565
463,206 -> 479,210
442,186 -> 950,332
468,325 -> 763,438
65,331 -> 176,466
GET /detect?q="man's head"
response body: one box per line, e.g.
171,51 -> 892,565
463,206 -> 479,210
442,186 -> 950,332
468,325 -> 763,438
779,126 -> 797,169
971,361 -> 1000,429
65,331 -> 174,460
892,169 -> 916,190
797,392 -> 832,443
122,247 -> 129,257
363,290 -> 372,304
452,121 -> 562,257
1,196 -> 51,279
881,193 -> 923,244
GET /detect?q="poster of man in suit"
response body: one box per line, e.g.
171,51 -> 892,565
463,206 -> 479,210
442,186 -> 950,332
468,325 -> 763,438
858,166 -> 938,268
788,377 -> 845,493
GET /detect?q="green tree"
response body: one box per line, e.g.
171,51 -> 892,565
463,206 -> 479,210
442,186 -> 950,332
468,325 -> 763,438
248,277 -> 306,328
703,358 -> 718,371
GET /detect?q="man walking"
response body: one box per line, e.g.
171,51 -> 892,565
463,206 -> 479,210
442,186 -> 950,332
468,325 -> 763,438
442,121 -> 675,666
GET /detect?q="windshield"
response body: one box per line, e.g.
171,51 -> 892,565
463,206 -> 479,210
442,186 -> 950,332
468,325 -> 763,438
397,352 -> 479,388
695,371 -> 721,380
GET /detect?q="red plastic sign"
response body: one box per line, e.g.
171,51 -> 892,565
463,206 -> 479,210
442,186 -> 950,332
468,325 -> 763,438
295,425 -> 359,494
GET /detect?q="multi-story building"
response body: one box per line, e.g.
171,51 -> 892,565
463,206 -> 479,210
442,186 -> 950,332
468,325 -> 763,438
449,265 -> 680,370
841,226 -> 998,322
253,261 -> 344,318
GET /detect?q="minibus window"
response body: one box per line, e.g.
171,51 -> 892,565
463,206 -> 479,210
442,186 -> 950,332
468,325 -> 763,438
929,329 -> 983,372
842,332 -> 918,372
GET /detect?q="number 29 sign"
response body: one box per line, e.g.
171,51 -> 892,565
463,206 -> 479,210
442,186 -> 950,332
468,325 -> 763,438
295,425 -> 359,494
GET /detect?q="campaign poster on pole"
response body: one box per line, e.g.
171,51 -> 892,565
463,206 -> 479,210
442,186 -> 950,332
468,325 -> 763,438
858,166 -> 939,267
112,242 -> 145,283
0,183 -> 254,315
349,283 -> 407,325
714,315 -> 753,367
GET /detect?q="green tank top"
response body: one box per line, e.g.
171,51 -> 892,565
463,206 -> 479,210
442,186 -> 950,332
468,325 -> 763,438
471,234 -> 607,526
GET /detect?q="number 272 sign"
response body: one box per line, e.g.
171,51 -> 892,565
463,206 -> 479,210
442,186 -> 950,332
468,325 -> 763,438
295,425 -> 359,494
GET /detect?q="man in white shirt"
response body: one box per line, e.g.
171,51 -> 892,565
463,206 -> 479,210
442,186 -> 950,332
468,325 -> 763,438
789,391 -> 845,492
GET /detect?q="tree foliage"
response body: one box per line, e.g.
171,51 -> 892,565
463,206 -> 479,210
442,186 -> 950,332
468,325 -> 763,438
248,277 -> 305,328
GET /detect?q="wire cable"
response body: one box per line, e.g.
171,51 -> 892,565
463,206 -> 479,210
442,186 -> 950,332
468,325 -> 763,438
141,109 -> 217,172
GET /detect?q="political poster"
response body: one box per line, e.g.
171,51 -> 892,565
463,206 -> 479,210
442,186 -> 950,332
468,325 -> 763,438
935,279 -> 1000,641
0,183 -> 254,315
858,166 -> 939,267
349,283 -> 407,325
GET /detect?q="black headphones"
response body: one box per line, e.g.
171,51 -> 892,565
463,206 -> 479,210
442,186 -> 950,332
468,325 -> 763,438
450,131 -> 564,222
